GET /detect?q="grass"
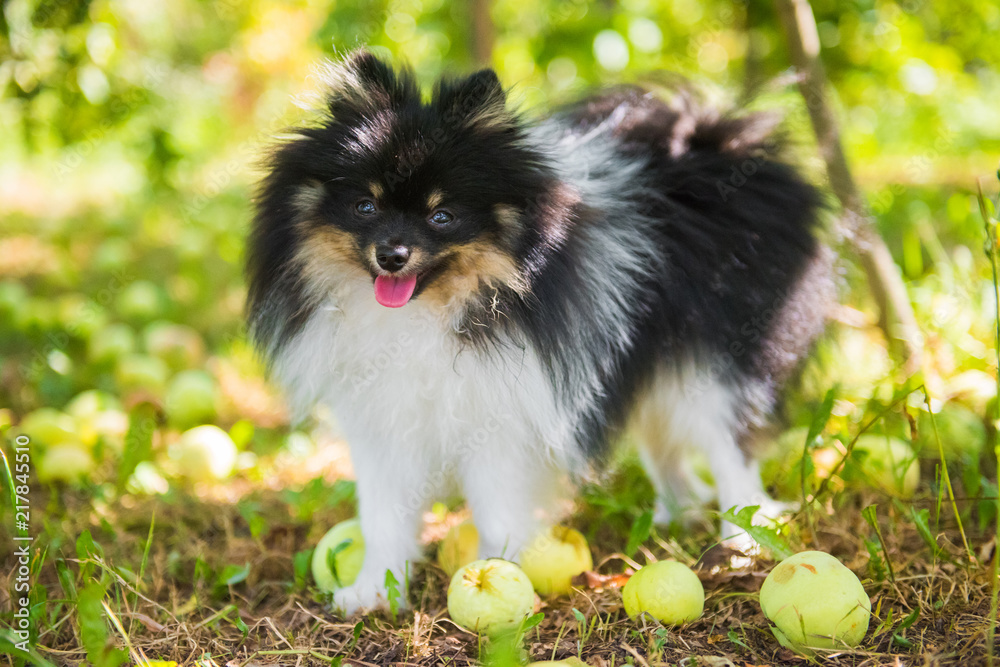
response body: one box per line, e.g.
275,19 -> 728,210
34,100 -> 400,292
2,423 -> 999,666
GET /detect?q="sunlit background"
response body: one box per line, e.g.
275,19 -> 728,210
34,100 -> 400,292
2,0 -> 1000,659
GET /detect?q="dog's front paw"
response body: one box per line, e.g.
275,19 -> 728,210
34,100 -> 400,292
333,581 -> 383,616
332,570 -> 408,616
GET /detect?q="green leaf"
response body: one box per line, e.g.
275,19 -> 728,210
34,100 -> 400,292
347,620 -> 364,652
727,628 -> 750,650
898,607 -> 920,630
77,582 -> 127,667
625,509 -> 653,557
384,569 -> 401,623
325,538 -> 355,587
219,563 -> 250,587
521,612 -> 544,632
719,505 -> 794,559
118,402 -> 156,490
55,558 -> 78,601
806,387 -> 838,445
76,530 -> 102,582
863,537 -> 887,582
0,628 -> 58,667
293,549 -> 312,591
909,506 -> 944,559
234,614 -> 249,638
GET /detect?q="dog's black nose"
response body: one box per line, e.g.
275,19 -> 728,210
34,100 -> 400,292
375,244 -> 411,272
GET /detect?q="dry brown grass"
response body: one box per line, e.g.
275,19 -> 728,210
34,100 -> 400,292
4,471 -> 998,667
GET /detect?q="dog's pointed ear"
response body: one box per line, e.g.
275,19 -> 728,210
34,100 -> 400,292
324,49 -> 417,112
437,68 -> 513,130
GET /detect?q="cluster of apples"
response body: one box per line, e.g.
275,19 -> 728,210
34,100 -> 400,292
312,519 -> 873,656
311,518 -> 706,637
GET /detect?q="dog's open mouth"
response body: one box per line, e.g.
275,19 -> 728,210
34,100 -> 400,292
371,258 -> 452,308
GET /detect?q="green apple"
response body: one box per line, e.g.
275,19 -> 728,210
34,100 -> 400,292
622,560 -> 704,624
66,390 -> 126,447
917,405 -> 986,460
116,280 -> 166,322
852,434 -> 919,497
115,353 -> 169,393
143,321 -> 206,369
37,444 -> 94,483
519,526 -> 593,595
16,408 -> 77,448
172,425 -> 237,481
311,518 -> 366,592
88,323 -> 137,364
92,238 -> 133,273
164,370 -> 218,428
438,521 -> 480,577
66,390 -> 123,418
760,550 -> 870,654
448,559 -> 535,637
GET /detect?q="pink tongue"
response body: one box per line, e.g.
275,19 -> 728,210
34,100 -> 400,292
373,275 -> 418,308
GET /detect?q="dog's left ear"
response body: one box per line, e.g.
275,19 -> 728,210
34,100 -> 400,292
437,68 -> 513,130
325,49 -> 418,114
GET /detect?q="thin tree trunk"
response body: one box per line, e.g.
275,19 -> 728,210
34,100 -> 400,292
741,0 -> 765,103
470,0 -> 495,66
774,0 -> 923,374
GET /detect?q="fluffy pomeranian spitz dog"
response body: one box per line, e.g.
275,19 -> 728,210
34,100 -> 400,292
247,50 -> 833,613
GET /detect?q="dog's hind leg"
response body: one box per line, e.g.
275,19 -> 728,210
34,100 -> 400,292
637,365 -> 787,548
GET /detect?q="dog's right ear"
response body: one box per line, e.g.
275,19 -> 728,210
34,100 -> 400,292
435,68 -> 514,132
323,49 -> 418,113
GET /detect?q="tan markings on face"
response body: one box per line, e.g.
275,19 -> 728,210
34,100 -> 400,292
294,225 -> 364,298
426,189 -> 445,210
292,182 -> 326,214
420,241 -> 526,312
369,182 -> 384,200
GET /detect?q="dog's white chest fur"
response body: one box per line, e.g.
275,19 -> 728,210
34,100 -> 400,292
274,285 -> 579,483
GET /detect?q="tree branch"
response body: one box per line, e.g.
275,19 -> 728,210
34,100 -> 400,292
470,0 -> 495,67
774,0 -> 923,374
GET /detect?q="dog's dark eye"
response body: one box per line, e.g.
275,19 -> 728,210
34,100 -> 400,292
355,199 -> 377,216
428,209 -> 454,227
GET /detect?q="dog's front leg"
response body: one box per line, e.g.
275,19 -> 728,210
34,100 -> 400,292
333,443 -> 431,615
461,447 -> 562,563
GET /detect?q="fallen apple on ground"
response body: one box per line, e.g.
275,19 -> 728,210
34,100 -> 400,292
519,525 -> 593,595
164,369 -> 218,428
438,521 -> 479,577
447,559 -> 535,637
622,560 -> 704,624
759,550 -> 871,654
311,518 -> 365,592
37,444 -> 94,483
852,434 -> 919,497
17,408 -> 77,448
172,425 -> 237,481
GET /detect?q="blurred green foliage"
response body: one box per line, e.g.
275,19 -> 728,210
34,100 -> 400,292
0,0 -> 998,497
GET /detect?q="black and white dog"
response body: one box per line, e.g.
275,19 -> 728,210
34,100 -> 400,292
247,50 -> 833,613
